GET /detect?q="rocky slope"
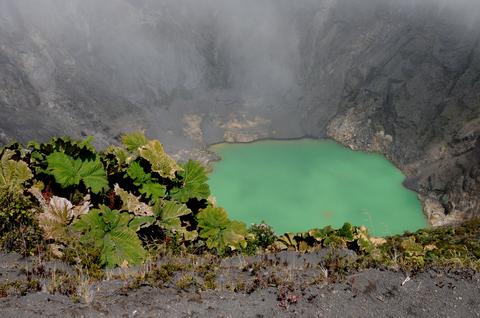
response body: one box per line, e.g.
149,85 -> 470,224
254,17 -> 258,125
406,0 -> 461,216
0,0 -> 478,225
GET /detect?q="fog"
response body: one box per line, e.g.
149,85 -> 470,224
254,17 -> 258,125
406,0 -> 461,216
1,0 -> 478,105
0,0 -> 307,104
0,0 -> 479,147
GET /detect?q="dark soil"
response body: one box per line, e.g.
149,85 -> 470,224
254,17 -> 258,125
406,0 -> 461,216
1,251 -> 479,318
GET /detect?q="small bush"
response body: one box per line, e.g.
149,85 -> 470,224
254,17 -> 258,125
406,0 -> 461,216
144,263 -> 180,287
175,274 -> 196,290
0,193 -> 34,233
249,223 -> 276,248
0,193 -> 43,255
0,279 -> 41,297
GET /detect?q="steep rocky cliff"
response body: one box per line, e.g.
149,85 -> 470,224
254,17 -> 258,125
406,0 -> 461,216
320,2 -> 480,225
0,0 -> 478,225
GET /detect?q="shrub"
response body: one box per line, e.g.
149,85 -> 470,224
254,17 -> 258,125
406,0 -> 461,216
249,223 -> 276,249
0,150 -> 42,254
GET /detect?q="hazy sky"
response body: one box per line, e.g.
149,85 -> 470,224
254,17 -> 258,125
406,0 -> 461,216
0,0 -> 478,107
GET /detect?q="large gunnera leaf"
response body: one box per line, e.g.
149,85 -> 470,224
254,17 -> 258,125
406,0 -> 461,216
196,206 -> 248,254
171,160 -> 210,203
30,187 -> 90,243
73,206 -> 146,268
139,183 -> 166,203
139,140 -> 182,180
46,152 -> 108,193
80,159 -> 110,193
38,196 -> 75,242
0,150 -> 33,195
114,184 -> 153,216
154,200 -> 197,241
121,131 -> 149,153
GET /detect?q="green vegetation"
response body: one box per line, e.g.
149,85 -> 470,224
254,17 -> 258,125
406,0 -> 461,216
46,152 -> 108,194
0,149 -> 42,254
244,223 -> 276,254
367,220 -> 480,271
73,205 -> 146,268
153,200 -> 198,241
0,132 -> 478,287
0,149 -> 33,195
170,160 -> 211,202
0,133 -> 247,266
271,219 -> 480,273
197,206 -> 250,254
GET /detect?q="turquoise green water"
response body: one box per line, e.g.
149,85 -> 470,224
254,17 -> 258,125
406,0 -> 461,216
208,139 -> 427,236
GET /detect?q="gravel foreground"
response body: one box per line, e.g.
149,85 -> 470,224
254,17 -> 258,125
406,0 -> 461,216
1,252 -> 479,318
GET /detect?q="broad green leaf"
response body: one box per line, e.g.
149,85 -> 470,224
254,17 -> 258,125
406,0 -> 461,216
139,140 -> 182,180
26,140 -> 41,149
197,206 -> 229,239
197,206 -> 248,254
114,184 -> 153,216
73,208 -> 105,240
74,206 -> 146,268
155,200 -> 191,226
0,149 -> 33,195
79,159 -> 109,193
140,183 -> 166,203
39,136 -> 97,159
122,131 -> 149,152
102,206 -> 120,226
101,227 -> 146,267
171,160 -> 210,203
46,152 -> 82,187
74,136 -> 96,153
46,152 -> 108,193
154,200 -> 196,241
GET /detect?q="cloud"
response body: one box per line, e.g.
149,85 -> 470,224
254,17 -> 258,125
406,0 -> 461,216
0,0 -> 478,107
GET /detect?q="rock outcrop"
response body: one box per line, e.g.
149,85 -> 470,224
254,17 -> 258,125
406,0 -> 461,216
0,0 -> 478,225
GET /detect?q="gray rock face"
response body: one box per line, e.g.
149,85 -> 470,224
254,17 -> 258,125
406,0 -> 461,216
0,0 -> 478,224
